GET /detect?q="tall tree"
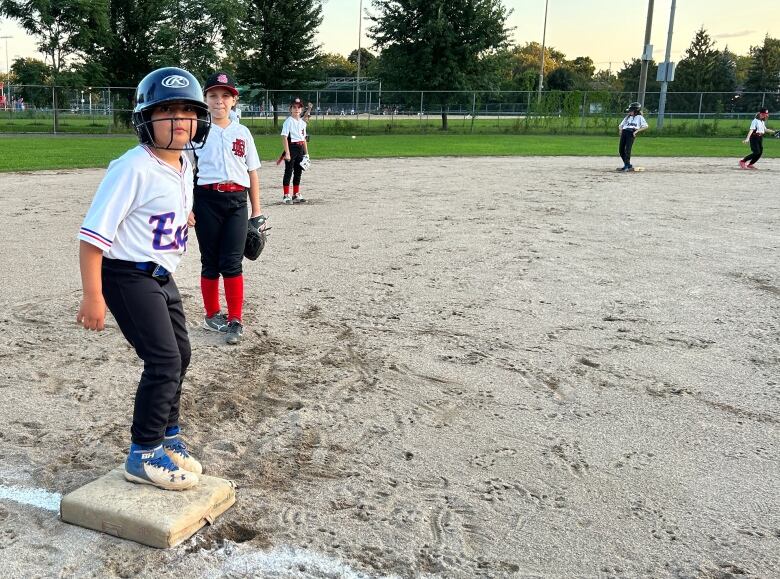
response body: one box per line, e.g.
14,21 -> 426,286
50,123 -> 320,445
154,0 -> 242,73
368,0 -> 511,129
0,0 -> 107,79
232,0 -> 323,126
10,57 -> 52,107
744,35 -> 780,92
0,0 -> 108,125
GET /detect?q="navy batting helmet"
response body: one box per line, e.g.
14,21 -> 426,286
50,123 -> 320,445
132,67 -> 211,149
625,101 -> 642,114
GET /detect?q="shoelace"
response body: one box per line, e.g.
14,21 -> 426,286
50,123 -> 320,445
145,453 -> 180,472
164,437 -> 191,457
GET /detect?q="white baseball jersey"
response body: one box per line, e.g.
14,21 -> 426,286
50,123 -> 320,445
749,118 -> 767,134
196,120 -> 260,187
281,116 -> 307,142
619,114 -> 648,131
78,145 -> 194,273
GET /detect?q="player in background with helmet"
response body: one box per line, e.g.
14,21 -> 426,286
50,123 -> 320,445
281,96 -> 310,204
192,72 -> 264,345
617,102 -> 648,172
740,108 -> 775,169
76,67 -> 210,491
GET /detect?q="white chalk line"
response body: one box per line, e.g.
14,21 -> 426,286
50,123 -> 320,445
0,484 -> 61,512
207,544 -> 404,579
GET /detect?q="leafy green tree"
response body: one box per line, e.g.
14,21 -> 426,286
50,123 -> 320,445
1,0 -> 108,124
0,0 -> 107,79
744,35 -> 780,92
232,0 -> 324,125
155,0 -> 243,73
591,69 -> 621,91
10,57 -> 52,107
368,0 -> 511,129
348,47 -> 379,78
617,58 -> 659,109
546,67 -> 574,91
315,53 -> 356,80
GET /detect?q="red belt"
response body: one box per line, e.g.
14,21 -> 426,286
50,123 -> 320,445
201,182 -> 246,192
291,140 -> 306,145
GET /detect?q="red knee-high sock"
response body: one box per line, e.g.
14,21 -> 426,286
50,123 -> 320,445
200,276 -> 221,317
283,185 -> 290,196
293,185 -> 300,196
223,275 -> 244,322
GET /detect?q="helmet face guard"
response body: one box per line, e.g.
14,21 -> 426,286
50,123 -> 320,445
132,67 -> 212,150
132,104 -> 211,150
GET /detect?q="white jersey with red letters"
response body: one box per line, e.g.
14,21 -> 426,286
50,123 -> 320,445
195,120 -> 260,187
281,116 -> 307,142
78,145 -> 194,273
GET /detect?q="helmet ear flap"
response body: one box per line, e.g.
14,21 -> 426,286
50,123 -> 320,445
192,110 -> 212,145
132,111 -> 154,145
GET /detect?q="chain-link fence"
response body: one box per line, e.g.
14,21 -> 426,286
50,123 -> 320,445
1,85 -> 778,136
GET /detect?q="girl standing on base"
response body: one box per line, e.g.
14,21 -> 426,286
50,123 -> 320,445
193,72 -> 264,345
281,96 -> 310,204
77,67 -> 210,491
740,108 -> 775,169
617,102 -> 648,171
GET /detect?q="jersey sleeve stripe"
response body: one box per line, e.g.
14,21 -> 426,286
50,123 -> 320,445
79,228 -> 112,248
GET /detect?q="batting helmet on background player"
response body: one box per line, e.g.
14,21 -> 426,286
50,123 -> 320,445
132,67 -> 211,149
625,101 -> 642,114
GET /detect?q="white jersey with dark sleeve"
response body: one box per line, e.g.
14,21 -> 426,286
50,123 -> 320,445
78,145 -> 194,273
196,120 -> 260,187
281,116 -> 307,142
619,114 -> 648,131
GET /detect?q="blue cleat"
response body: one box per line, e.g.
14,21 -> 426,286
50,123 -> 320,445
124,443 -> 198,491
163,428 -> 203,475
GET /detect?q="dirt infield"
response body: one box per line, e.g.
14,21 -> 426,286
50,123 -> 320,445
0,156 -> 778,577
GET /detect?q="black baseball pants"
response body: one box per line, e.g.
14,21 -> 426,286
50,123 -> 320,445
193,187 -> 248,279
742,135 -> 763,165
101,260 -> 191,446
619,129 -> 636,166
283,143 -> 305,186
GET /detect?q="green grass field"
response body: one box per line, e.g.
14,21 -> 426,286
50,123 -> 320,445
0,133 -> 776,172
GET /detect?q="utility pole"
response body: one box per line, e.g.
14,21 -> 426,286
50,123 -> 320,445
537,0 -> 549,103
356,0 -> 363,115
656,0 -> 676,130
637,0 -> 654,106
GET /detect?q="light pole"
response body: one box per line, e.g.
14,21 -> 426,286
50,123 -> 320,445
356,0 -> 363,116
0,35 -> 12,111
88,87 -> 92,116
637,0 -> 654,107
656,0 -> 676,130
537,0 -> 549,104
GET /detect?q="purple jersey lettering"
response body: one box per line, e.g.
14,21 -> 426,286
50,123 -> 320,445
149,212 -> 179,250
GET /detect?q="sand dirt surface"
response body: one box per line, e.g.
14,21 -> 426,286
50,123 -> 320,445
0,156 -> 778,578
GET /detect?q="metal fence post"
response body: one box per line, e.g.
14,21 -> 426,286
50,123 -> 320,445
52,85 -> 57,135
697,92 -> 703,123
420,91 -> 423,129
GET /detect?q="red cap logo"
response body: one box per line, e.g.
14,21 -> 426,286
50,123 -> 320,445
217,74 -> 228,84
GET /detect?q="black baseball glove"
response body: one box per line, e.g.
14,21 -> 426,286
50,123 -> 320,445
244,214 -> 270,260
